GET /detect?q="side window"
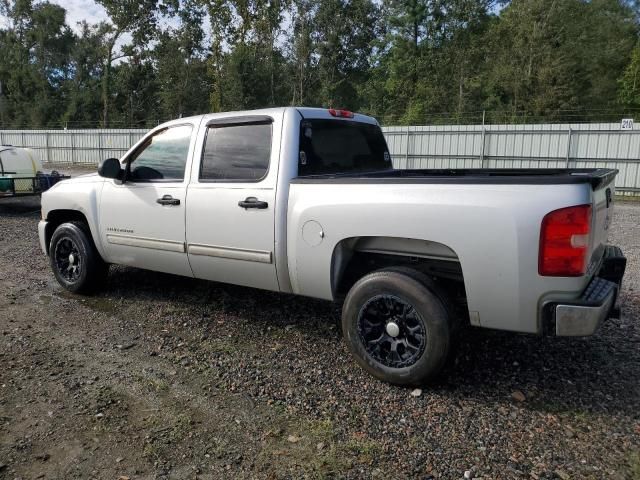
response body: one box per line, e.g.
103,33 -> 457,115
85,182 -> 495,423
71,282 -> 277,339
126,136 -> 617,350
127,125 -> 192,182
200,122 -> 272,181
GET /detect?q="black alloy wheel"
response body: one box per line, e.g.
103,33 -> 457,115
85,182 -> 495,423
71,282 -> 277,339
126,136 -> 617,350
342,267 -> 451,386
49,221 -> 108,294
357,294 -> 426,368
53,236 -> 83,283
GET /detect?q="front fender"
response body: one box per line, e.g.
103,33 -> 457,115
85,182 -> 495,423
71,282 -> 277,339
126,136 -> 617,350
41,178 -> 107,259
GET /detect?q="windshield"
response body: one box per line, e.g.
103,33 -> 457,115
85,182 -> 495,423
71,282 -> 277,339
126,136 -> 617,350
298,119 -> 393,176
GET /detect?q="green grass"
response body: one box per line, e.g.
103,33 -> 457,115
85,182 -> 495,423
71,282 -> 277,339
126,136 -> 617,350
147,378 -> 170,392
615,194 -> 640,202
345,436 -> 381,459
253,417 -> 357,479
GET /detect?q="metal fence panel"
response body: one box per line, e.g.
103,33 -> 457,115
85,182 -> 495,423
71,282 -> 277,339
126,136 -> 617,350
383,123 -> 640,196
0,129 -> 147,166
1,124 -> 639,195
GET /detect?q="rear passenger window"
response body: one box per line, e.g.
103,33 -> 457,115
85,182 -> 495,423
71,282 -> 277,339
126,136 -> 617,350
200,122 -> 272,181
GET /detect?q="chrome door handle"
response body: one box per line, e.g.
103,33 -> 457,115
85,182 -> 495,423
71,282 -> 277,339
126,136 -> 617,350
157,195 -> 180,206
238,197 -> 268,209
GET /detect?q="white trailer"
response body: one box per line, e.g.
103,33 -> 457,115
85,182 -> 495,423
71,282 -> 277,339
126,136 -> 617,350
0,145 -> 68,197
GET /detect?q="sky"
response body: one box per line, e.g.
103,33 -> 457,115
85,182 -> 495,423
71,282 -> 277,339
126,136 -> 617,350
0,1 -> 111,34
50,0 -> 110,31
0,1 -> 178,34
0,0 -> 184,56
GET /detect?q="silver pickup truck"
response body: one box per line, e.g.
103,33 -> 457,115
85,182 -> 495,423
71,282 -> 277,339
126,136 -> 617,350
38,107 -> 626,385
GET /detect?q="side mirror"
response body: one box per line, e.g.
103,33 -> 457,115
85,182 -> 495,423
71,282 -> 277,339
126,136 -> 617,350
98,158 -> 123,180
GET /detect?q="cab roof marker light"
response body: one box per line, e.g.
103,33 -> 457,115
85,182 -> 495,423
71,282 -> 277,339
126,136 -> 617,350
328,108 -> 354,119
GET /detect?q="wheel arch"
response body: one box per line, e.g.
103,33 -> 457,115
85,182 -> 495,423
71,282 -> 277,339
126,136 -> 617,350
44,209 -> 92,255
330,236 -> 466,301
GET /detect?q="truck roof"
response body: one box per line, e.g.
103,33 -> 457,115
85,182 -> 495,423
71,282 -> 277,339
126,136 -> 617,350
158,107 -> 379,129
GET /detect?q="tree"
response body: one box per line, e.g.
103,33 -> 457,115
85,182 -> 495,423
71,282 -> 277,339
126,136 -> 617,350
154,0 -> 208,118
110,56 -> 159,127
203,0 -> 291,111
1,0 -> 640,127
288,0 -> 314,105
95,0 -> 171,126
482,0 -> 637,122
619,42 -> 640,108
436,1 -> 494,119
311,0 -> 380,108
581,0 -> 638,113
201,0 -> 234,111
61,22 -> 105,125
0,0 -> 73,127
370,0 -> 494,123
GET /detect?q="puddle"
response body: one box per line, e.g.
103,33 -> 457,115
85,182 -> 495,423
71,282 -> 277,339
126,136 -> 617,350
51,285 -> 119,315
79,297 -> 118,315
37,295 -> 52,305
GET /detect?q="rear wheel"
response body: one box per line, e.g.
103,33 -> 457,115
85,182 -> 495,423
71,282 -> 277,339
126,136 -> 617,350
49,222 -> 108,294
342,268 -> 450,386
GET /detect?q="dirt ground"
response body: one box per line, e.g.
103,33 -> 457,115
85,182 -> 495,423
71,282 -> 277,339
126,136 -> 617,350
0,172 -> 639,479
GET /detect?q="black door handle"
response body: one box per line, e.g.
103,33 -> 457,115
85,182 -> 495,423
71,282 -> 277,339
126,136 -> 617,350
238,196 -> 268,209
156,195 -> 180,206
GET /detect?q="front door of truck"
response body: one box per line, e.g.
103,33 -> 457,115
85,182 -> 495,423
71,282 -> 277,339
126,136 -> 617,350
185,115 -> 280,291
98,123 -> 195,278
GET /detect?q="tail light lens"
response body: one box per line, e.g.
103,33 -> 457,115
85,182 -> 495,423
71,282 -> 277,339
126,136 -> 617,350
328,108 -> 354,118
539,204 -> 592,276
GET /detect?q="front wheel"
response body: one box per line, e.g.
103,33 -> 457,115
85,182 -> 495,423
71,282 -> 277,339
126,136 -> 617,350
49,222 -> 108,294
342,268 -> 450,386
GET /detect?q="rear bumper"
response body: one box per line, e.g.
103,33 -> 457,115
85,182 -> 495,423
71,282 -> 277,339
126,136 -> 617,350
546,246 -> 626,336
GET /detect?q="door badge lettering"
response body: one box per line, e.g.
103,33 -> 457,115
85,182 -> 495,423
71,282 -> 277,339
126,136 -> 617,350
106,227 -> 134,234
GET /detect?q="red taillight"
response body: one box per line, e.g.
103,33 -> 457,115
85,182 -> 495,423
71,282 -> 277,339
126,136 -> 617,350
539,204 -> 592,276
328,108 -> 354,118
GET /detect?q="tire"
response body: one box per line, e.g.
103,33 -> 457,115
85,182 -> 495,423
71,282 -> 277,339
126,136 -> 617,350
342,268 -> 450,386
49,221 -> 108,294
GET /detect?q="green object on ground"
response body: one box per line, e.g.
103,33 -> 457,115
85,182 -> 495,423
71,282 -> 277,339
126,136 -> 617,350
0,178 -> 12,192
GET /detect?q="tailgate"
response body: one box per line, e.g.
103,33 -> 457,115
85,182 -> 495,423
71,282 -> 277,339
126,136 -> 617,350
589,173 -> 616,274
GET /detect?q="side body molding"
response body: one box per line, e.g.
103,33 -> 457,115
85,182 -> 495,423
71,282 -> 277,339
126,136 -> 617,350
187,244 -> 272,264
106,233 -> 186,253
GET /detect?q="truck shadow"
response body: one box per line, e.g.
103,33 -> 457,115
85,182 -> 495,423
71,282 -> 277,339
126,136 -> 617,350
97,265 -> 639,419
0,196 -> 42,216
443,306 -> 639,418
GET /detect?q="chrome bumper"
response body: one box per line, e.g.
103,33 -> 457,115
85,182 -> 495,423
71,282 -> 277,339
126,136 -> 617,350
549,246 -> 626,336
554,278 -> 617,336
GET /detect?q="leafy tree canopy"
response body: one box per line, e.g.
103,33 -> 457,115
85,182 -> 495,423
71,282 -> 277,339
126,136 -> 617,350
0,0 -> 639,127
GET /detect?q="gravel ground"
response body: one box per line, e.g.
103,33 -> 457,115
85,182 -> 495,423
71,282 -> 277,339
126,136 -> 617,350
0,173 -> 639,479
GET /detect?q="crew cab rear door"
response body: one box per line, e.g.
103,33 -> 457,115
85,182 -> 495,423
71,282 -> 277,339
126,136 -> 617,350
185,112 -> 282,291
98,122 -> 197,277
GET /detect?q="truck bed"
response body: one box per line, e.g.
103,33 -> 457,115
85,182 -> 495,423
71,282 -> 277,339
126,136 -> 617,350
292,168 -> 618,188
287,166 -> 618,334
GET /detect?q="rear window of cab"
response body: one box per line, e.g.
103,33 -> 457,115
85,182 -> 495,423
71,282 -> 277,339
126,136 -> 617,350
298,119 -> 392,176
